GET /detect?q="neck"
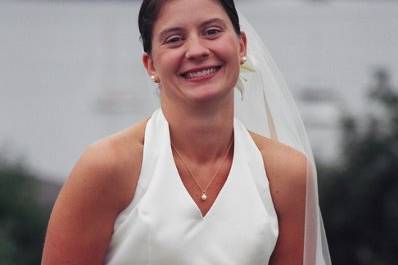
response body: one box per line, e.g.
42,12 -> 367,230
161,94 -> 234,164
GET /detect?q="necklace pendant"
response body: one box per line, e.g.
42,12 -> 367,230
201,192 -> 208,201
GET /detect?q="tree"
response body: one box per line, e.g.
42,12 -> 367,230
319,68 -> 398,265
0,160 -> 49,265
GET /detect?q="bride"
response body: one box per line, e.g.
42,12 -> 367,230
42,0 -> 331,264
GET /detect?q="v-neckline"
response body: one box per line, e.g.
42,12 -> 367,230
169,132 -> 236,219
164,120 -> 237,219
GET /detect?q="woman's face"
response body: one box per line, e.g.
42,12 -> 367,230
143,0 -> 247,105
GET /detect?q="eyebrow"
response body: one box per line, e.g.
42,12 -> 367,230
201,18 -> 227,29
158,18 -> 227,41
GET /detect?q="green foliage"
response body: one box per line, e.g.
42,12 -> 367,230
319,68 -> 398,265
0,162 -> 49,265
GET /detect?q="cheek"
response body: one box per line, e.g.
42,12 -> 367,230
154,51 -> 183,76
213,38 -> 241,64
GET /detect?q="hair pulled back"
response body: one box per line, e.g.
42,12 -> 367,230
138,0 -> 241,54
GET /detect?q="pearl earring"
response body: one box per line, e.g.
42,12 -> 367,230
150,75 -> 159,83
241,56 -> 247,65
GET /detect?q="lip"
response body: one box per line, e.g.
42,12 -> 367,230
179,65 -> 223,81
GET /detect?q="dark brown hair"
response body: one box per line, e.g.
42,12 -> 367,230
138,0 -> 241,53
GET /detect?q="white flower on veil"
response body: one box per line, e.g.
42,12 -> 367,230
237,59 -> 256,100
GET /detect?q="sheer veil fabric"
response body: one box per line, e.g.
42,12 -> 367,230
235,13 -> 332,265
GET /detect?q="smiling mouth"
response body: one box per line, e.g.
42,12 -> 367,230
180,66 -> 222,80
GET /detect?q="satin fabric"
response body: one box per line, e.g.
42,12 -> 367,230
104,109 -> 278,265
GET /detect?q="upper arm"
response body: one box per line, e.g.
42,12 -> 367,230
42,138 -> 143,265
250,133 -> 307,265
267,149 -> 306,265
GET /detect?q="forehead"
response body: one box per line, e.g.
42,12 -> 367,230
153,0 -> 230,32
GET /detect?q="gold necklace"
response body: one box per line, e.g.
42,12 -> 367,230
171,137 -> 233,201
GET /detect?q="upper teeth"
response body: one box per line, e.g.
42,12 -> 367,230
185,67 -> 218,79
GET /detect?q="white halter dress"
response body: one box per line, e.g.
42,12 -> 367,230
105,109 -> 278,265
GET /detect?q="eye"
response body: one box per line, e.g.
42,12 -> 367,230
164,35 -> 184,45
204,27 -> 222,38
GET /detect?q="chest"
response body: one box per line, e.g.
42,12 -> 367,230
104,111 -> 279,265
114,148 -> 277,264
173,152 -> 233,217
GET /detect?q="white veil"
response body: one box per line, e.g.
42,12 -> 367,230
235,13 -> 332,265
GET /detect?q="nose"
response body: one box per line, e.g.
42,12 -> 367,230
185,35 -> 210,61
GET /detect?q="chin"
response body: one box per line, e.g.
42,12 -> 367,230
183,84 -> 234,105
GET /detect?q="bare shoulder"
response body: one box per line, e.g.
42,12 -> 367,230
249,131 -> 307,215
42,119 -> 148,265
71,118 -> 148,208
249,131 -> 307,181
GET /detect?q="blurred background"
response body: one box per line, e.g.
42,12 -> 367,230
0,0 -> 397,264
